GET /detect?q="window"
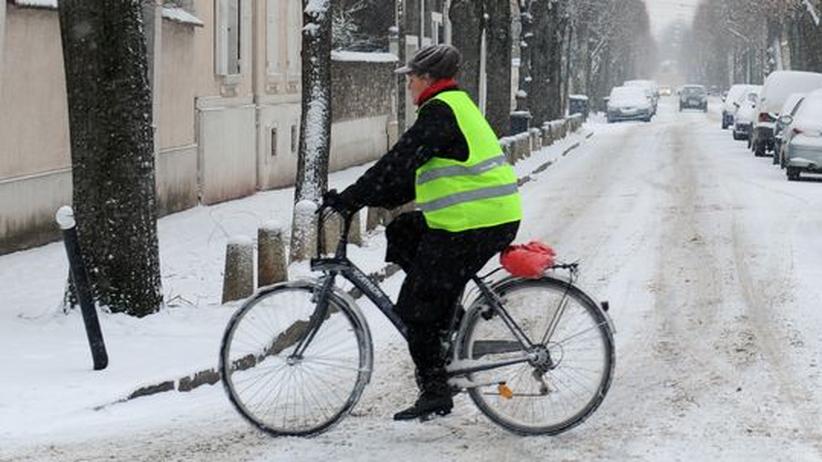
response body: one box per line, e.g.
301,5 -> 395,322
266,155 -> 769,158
291,124 -> 298,153
270,127 -> 278,157
265,0 -> 300,87
216,0 -> 242,76
432,13 -> 443,45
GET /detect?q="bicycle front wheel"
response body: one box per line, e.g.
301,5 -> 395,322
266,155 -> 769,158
219,280 -> 372,437
459,276 -> 615,435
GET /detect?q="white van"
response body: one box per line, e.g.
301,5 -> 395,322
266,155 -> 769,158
752,71 -> 822,157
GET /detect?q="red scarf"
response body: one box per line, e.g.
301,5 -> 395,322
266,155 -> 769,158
416,78 -> 459,106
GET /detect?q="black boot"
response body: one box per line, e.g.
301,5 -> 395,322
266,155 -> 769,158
393,391 -> 453,421
394,368 -> 453,421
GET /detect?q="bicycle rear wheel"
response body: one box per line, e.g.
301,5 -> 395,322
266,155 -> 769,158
219,280 -> 372,437
459,276 -> 614,435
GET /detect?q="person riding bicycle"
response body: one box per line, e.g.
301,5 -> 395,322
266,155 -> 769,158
323,44 -> 522,421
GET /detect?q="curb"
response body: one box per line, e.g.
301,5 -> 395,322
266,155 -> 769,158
96,127 -> 594,410
94,263 -> 403,411
517,129 -> 593,187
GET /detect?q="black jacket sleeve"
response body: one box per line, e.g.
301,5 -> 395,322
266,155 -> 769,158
338,99 -> 469,211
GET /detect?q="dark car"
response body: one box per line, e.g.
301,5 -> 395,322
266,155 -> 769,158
679,85 -> 708,112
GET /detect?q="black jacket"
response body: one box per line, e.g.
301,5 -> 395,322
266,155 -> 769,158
339,87 -> 470,211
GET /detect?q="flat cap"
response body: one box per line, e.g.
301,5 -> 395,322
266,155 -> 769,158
395,44 -> 461,79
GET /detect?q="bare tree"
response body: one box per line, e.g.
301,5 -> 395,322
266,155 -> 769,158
295,0 -> 333,205
449,0 -> 485,102
57,0 -> 163,317
291,0 -> 333,259
485,0 -> 513,136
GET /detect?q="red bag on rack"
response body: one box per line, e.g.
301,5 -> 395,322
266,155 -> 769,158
500,241 -> 556,279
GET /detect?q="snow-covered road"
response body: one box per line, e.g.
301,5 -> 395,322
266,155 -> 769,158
5,98 -> 822,461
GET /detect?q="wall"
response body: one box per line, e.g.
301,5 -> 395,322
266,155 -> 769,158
0,0 -> 5,89
157,20 -> 199,215
0,7 -> 71,254
329,55 -> 397,170
0,8 -> 70,179
197,96 -> 257,205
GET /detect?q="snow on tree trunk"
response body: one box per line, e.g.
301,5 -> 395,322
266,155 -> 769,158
485,0 -> 512,136
57,0 -> 163,317
292,0 -> 332,260
449,0 -> 484,103
515,0 -> 533,114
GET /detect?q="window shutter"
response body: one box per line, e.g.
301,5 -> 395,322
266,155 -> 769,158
215,0 -> 229,75
266,0 -> 279,75
287,0 -> 301,77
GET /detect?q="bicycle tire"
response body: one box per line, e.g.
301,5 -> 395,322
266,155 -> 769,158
219,280 -> 373,437
458,275 -> 615,436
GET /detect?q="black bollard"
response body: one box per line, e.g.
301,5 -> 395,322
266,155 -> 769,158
56,206 -> 108,371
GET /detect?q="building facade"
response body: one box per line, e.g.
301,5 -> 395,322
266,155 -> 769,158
0,0 -> 398,254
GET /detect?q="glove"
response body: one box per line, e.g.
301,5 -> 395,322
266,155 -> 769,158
322,189 -> 355,216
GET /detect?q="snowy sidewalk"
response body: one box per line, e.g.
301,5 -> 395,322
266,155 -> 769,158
0,126 -> 592,443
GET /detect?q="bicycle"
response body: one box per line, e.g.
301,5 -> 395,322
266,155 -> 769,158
219,205 -> 616,437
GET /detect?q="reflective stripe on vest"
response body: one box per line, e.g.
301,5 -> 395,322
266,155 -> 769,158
415,91 -> 522,232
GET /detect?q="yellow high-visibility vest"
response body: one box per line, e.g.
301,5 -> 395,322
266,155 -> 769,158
415,91 -> 522,232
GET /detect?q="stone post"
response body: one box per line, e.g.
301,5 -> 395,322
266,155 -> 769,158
222,235 -> 254,303
258,221 -> 287,287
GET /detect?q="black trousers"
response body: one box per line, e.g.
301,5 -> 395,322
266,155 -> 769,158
385,212 -> 519,388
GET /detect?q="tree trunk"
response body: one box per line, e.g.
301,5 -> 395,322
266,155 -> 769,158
484,0 -> 512,136
57,0 -> 162,317
449,0 -> 484,103
295,1 -> 332,204
292,0 -> 332,259
396,0 -> 407,133
528,0 -> 552,126
546,8 -> 567,121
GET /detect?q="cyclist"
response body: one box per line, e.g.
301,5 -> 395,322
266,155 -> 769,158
324,44 -> 522,421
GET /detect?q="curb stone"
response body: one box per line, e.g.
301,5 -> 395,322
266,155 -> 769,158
97,126 -> 594,410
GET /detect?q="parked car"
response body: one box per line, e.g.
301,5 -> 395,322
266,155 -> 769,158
624,80 -> 659,115
732,88 -> 761,141
772,93 -> 805,165
606,86 -> 653,123
722,84 -> 754,130
751,70 -> 822,157
780,89 -> 822,180
679,85 -> 708,112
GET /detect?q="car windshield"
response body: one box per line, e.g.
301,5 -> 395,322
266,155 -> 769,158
683,87 -> 705,96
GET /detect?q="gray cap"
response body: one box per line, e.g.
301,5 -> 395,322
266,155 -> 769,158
395,44 -> 461,79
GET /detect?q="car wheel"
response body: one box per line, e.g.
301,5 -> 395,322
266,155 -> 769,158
787,167 -> 800,181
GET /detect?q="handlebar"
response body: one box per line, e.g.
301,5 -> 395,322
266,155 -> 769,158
315,202 -> 354,259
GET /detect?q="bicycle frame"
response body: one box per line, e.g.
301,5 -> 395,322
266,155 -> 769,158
292,206 -> 545,379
